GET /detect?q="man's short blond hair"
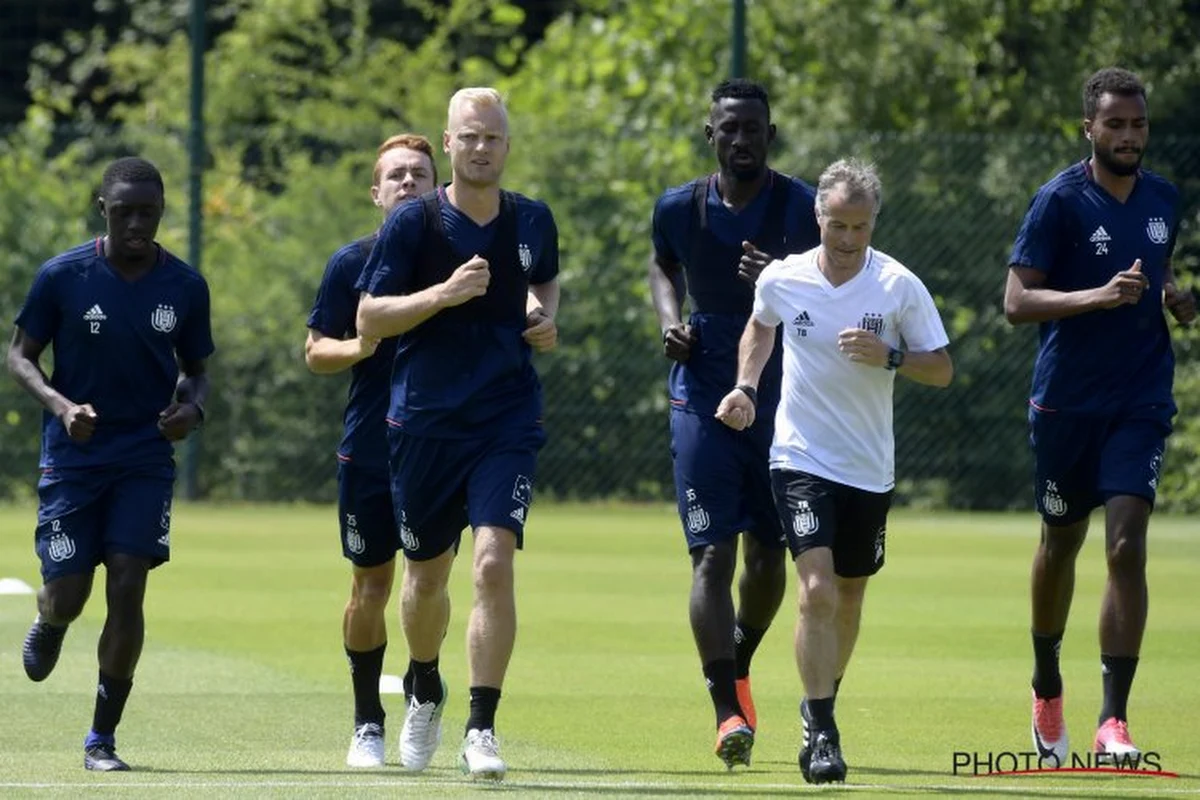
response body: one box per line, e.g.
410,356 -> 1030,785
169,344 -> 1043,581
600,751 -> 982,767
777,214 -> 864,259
447,87 -> 508,131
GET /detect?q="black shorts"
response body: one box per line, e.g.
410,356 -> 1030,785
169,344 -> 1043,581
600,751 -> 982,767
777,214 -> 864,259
770,468 -> 893,578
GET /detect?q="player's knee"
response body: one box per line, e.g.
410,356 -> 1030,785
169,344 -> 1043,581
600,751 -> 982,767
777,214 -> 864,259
1105,532 -> 1146,574
797,574 -> 837,618
473,551 -> 514,595
351,570 -> 393,612
404,563 -> 449,600
42,587 -> 88,624
104,556 -> 148,603
691,543 -> 736,586
742,543 -> 785,583
1042,526 -> 1086,561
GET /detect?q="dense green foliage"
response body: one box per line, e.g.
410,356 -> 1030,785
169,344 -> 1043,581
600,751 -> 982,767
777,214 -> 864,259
2,0 -> 1198,508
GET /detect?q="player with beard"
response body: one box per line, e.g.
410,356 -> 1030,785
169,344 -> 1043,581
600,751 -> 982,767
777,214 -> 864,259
1005,67 -> 1196,763
648,78 -> 819,769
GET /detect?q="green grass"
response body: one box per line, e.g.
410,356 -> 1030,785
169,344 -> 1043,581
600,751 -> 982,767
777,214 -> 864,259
1,503 -> 1198,798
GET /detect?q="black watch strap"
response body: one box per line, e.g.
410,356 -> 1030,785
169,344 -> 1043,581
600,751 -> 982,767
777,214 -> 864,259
735,384 -> 758,407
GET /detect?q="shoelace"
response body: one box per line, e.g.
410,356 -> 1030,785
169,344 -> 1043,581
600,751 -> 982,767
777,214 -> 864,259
354,724 -> 383,743
1035,700 -> 1063,739
471,730 -> 500,757
406,699 -> 438,738
1105,720 -> 1133,744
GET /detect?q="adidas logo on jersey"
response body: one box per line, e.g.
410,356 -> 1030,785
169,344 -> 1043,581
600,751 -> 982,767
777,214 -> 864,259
83,305 -> 106,322
1089,226 -> 1111,243
792,310 -> 815,338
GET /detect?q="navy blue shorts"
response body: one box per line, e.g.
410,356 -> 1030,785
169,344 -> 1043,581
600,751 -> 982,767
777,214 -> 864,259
387,425 -> 546,561
337,460 -> 400,568
34,464 -> 175,582
1029,406 -> 1172,525
670,409 -> 785,552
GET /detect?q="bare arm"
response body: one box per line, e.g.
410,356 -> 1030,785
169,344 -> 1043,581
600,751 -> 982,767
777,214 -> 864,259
649,253 -> 696,361
1163,260 -> 1197,326
524,278 -> 561,353
7,326 -> 72,418
648,253 -> 686,333
527,278 -> 560,320
1004,263 -> 1145,325
304,329 -> 378,375
898,348 -> 954,388
735,318 -> 777,388
158,358 -> 209,441
357,254 -> 491,339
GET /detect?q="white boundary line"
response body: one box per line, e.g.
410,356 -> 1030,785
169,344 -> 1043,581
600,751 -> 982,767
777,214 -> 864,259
0,778 -> 1197,794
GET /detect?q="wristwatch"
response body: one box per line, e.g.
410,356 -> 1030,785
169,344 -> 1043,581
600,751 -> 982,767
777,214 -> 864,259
885,348 -> 905,371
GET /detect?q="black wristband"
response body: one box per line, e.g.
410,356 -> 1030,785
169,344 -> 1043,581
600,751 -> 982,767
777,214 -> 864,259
885,348 -> 905,370
735,384 -> 758,407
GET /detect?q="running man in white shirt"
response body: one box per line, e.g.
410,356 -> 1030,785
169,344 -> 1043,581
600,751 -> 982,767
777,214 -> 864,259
716,158 -> 953,784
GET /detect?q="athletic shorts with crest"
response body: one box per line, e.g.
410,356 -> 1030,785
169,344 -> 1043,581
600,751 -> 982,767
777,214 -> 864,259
387,424 -> 546,562
336,460 -> 400,568
1029,405 -> 1171,526
770,468 -> 892,578
670,409 -> 785,552
34,464 -> 175,582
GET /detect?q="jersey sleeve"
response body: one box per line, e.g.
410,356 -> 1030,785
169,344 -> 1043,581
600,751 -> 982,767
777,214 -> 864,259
177,276 -> 216,363
529,204 -> 559,285
751,265 -> 783,327
356,205 -> 422,297
14,263 -> 61,345
307,249 -> 359,338
898,274 -> 950,353
651,191 -> 682,265
1008,186 -> 1065,276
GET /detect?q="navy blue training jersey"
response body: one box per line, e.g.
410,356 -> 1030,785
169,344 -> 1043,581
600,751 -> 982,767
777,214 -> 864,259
307,234 -> 395,470
652,171 -> 820,417
1009,161 -> 1179,416
15,239 -> 215,469
356,187 -> 558,438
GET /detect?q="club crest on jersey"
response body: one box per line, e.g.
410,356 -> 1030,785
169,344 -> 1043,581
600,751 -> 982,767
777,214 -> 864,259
793,501 -> 818,537
1146,217 -> 1169,245
1042,480 -> 1067,517
860,312 -> 885,336
151,304 -> 177,333
518,243 -> 533,273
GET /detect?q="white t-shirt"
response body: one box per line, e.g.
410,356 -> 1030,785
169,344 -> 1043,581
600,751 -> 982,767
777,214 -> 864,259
752,246 -> 950,492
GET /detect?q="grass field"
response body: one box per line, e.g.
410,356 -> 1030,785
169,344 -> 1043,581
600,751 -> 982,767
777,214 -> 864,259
1,503 -> 1198,798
